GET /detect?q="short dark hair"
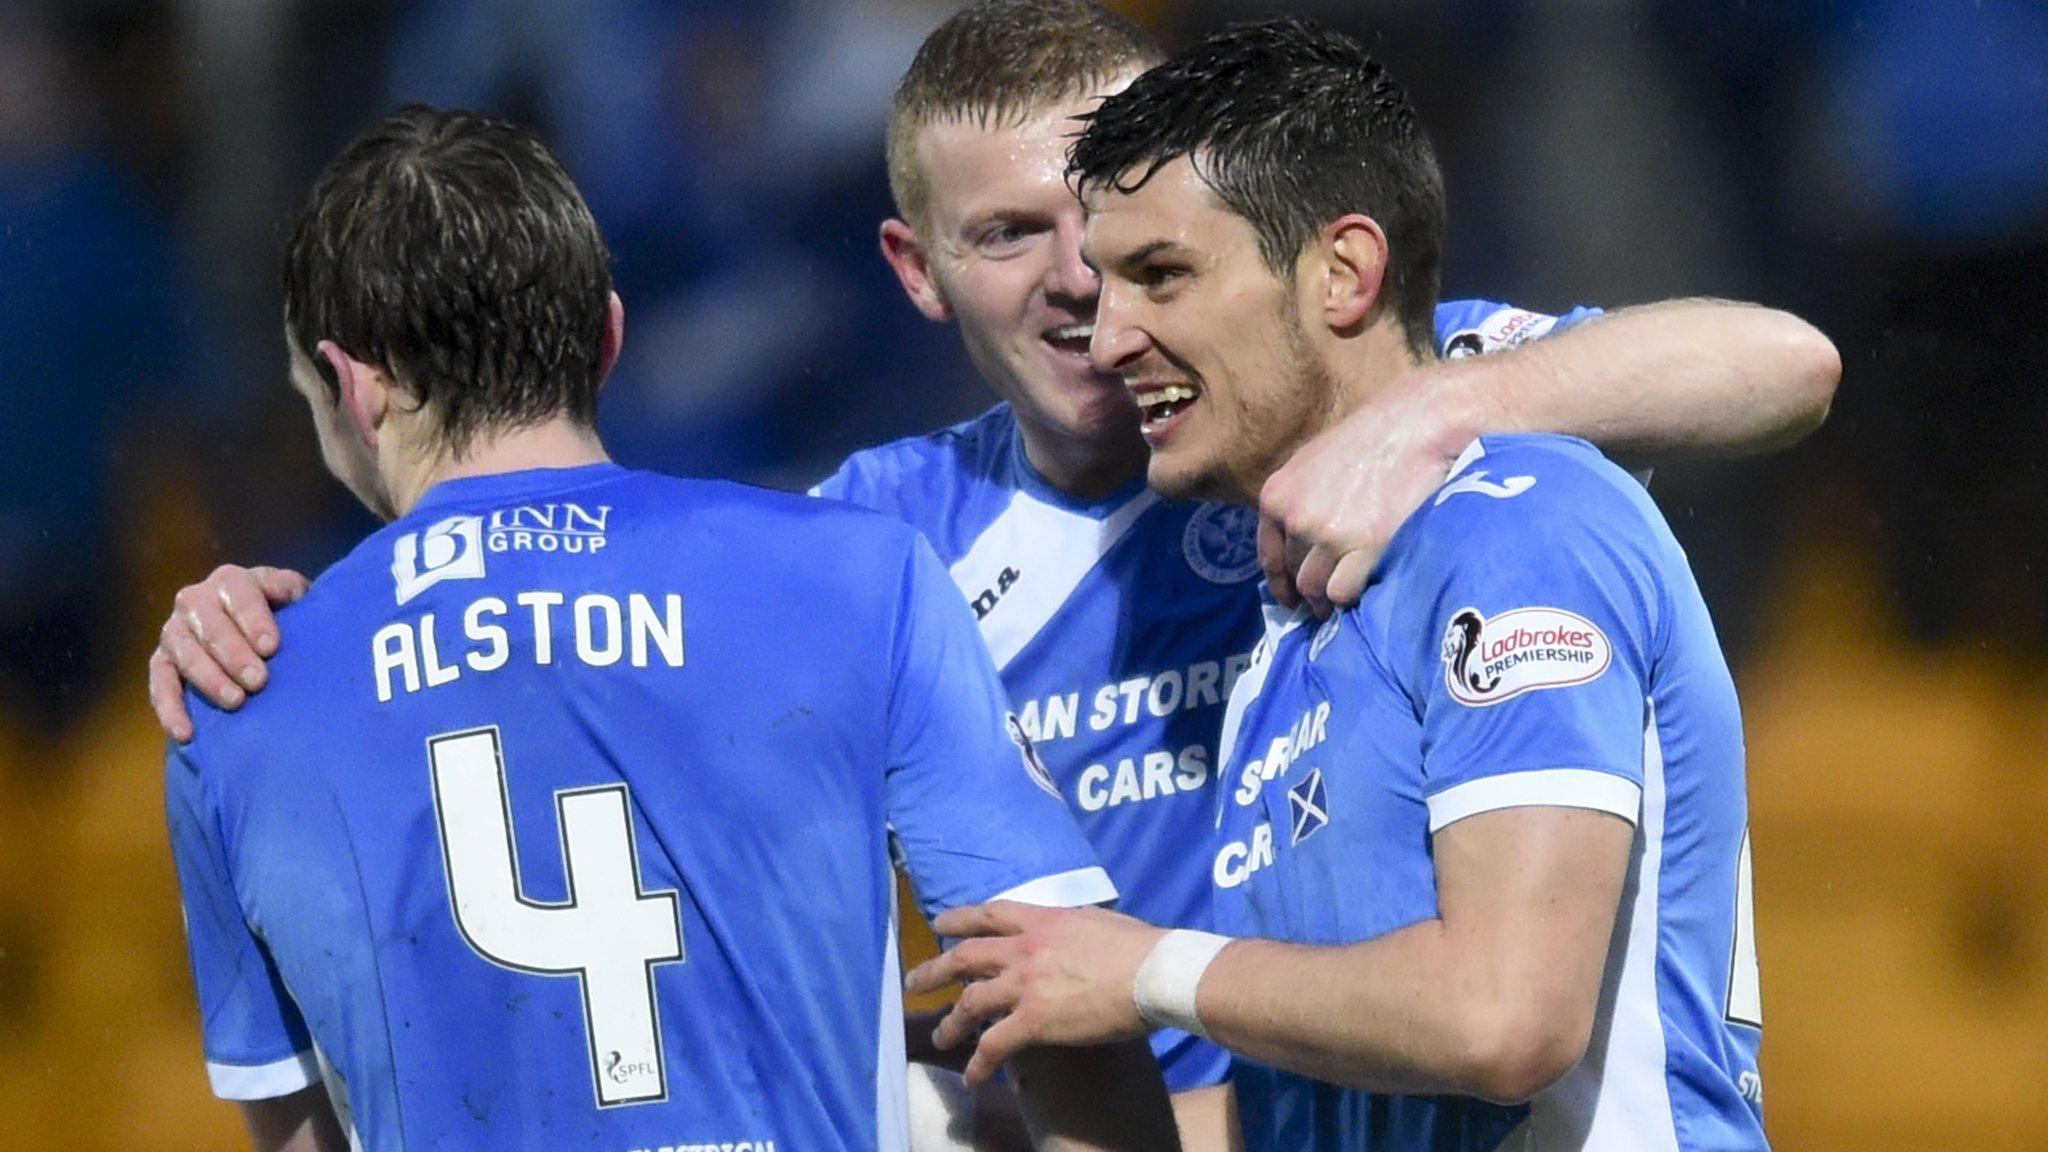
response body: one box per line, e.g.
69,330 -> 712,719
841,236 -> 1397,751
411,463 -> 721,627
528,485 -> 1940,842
887,0 -> 1162,226
1069,18 -> 1446,354
283,105 -> 613,454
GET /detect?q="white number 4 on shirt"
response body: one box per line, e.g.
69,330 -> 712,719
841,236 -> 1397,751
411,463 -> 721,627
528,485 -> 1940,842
429,727 -> 685,1106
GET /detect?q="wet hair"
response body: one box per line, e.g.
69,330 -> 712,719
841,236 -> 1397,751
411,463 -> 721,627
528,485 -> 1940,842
282,105 -> 613,454
887,0 -> 1162,226
1069,18 -> 1446,353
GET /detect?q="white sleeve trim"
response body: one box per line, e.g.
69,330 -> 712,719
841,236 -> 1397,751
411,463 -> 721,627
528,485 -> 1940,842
1427,768 -> 1642,833
992,866 -> 1117,909
207,1049 -> 319,1100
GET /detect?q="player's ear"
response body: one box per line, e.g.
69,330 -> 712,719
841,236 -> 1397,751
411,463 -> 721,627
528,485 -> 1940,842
598,291 -> 625,385
880,218 -> 952,323
1311,214 -> 1389,335
319,340 -> 386,449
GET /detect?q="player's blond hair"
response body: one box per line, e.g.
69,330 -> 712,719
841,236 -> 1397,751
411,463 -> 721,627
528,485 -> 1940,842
886,0 -> 1161,227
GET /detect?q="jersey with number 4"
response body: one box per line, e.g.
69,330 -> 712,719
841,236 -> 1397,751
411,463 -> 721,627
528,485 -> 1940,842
1213,435 -> 1764,1151
813,301 -> 1600,1093
167,463 -> 1113,1152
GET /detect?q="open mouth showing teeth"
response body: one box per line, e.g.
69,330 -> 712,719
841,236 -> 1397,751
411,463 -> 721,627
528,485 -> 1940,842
1133,384 -> 1198,428
1045,323 -> 1094,356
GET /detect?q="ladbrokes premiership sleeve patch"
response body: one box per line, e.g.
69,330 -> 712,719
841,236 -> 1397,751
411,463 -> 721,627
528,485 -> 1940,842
1440,605 -> 1612,707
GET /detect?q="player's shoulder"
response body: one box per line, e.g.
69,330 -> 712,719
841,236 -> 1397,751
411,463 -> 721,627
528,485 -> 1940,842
811,404 -> 1015,511
1399,434 -> 1656,558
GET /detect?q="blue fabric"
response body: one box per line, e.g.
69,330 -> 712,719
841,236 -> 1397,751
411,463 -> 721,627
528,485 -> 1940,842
1214,436 -> 1762,1150
169,463 -> 1106,1150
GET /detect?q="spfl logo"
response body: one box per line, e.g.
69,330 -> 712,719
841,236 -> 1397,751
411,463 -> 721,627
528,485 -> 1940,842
1183,503 -> 1261,584
392,514 -> 486,605
1441,605 -> 1611,707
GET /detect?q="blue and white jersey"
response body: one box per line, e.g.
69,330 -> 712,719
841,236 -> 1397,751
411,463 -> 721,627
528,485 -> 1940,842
1212,435 -> 1763,1151
814,301 -> 1599,1093
167,463 -> 1113,1152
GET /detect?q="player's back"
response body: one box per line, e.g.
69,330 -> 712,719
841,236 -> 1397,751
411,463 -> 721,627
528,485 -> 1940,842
169,463 -> 1087,1151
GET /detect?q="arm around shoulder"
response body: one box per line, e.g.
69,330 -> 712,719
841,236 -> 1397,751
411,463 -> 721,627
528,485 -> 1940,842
1430,297 -> 1841,465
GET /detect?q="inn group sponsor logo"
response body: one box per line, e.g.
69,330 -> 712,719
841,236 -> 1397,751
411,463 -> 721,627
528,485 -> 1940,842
392,514 -> 487,604
1440,605 -> 1611,707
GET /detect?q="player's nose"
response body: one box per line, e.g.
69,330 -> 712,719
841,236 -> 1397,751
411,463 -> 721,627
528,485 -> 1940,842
1089,285 -> 1149,374
1045,215 -> 1099,304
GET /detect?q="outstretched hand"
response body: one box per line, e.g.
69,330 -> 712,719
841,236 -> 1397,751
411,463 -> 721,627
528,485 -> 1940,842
1259,369 -> 1476,617
904,901 -> 1166,1087
150,565 -> 309,742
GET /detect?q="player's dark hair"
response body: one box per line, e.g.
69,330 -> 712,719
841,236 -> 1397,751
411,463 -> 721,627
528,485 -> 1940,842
887,0 -> 1162,225
282,105 -> 613,455
1069,18 -> 1445,355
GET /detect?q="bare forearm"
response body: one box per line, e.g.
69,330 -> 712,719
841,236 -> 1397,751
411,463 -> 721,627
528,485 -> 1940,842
1190,811 -> 1631,1103
1193,922 -> 1497,1098
1012,1040 -> 1182,1152
1432,298 -> 1840,466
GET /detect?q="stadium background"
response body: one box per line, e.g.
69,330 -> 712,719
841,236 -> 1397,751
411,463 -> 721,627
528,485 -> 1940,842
2,0 -> 2044,1146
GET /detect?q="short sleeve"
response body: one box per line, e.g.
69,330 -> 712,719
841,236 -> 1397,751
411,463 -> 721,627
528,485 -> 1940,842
165,744 -> 319,1100
883,538 -> 1115,919
1403,454 -> 1654,834
1434,299 -> 1604,360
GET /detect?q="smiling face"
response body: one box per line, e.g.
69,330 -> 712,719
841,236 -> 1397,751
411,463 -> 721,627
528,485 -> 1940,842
886,85 -> 1150,494
1084,157 -> 1336,506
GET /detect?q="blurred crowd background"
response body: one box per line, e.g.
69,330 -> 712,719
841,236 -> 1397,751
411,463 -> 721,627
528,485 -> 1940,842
1,0 -> 2044,1147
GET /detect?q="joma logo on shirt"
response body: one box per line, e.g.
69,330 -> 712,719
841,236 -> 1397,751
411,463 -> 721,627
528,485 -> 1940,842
971,566 -> 1021,619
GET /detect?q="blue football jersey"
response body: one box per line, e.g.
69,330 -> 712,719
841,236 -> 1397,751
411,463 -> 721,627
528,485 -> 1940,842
167,463 -> 1114,1152
813,301 -> 1599,1093
1212,435 -> 1763,1151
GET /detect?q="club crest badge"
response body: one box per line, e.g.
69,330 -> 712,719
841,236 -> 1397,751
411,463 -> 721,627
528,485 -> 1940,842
1440,606 -> 1611,707
1183,503 -> 1261,584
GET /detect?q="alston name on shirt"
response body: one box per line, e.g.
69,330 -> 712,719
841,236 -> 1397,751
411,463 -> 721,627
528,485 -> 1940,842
373,590 -> 685,702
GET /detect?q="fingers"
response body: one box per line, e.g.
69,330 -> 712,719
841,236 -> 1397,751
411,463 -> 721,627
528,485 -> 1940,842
249,566 -> 312,608
193,567 -> 274,690
962,1012 -> 1036,1088
1325,550 -> 1377,609
158,615 -> 244,711
1294,543 -> 1339,621
1258,514 -> 1297,608
149,649 -> 195,743
929,900 -> 1041,941
906,935 -> 1014,998
930,972 -> 1022,1052
232,566 -> 309,661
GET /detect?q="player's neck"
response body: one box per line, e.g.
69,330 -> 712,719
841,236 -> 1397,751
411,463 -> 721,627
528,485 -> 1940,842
1317,322 -> 1430,439
1016,423 -> 1148,502
384,418 -> 611,518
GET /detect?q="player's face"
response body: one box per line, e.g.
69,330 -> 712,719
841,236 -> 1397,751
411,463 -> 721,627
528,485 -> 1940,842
287,336 -> 389,518
909,87 -> 1142,464
1085,158 -> 1333,505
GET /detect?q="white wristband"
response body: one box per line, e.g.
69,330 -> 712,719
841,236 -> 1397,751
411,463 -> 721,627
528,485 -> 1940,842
1132,929 -> 1233,1039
